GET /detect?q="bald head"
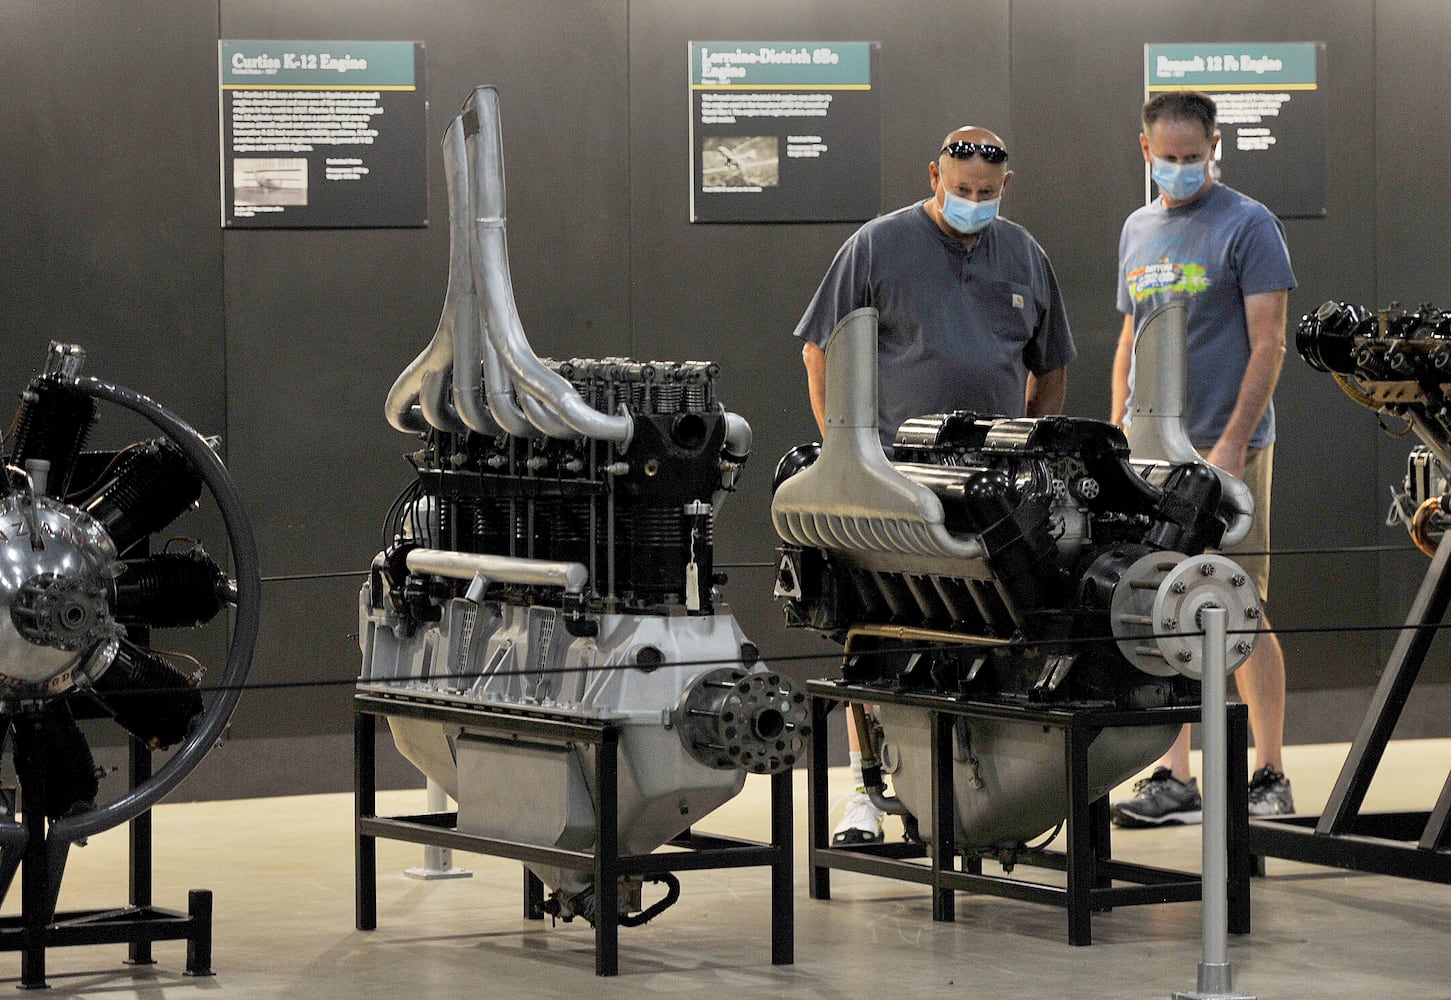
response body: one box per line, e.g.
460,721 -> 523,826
939,126 -> 1005,152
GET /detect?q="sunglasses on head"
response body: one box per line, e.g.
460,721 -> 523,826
940,140 -> 1009,164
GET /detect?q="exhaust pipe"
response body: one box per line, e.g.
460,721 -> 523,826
1127,301 -> 1254,546
384,125 -> 477,436
438,116 -> 508,437
461,86 -> 633,448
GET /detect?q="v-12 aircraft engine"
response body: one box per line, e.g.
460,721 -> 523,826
357,86 -> 808,924
772,303 -> 1260,849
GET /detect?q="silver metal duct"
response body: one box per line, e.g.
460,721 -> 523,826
771,307 -> 983,564
462,85 -> 634,447
383,124 -> 474,436
383,313 -> 455,433
712,410 -> 753,512
419,368 -> 469,434
404,547 -> 589,595
437,116 -> 506,438
1127,301 -> 1254,546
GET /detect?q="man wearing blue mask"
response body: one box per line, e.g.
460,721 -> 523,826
1109,91 -> 1297,828
795,126 -> 1076,844
797,126 -> 1075,451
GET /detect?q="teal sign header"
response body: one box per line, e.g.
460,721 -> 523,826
691,41 -> 872,87
1145,42 -> 1318,89
221,40 -> 417,88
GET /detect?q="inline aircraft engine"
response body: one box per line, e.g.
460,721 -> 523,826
772,303 -> 1260,848
358,86 -> 807,924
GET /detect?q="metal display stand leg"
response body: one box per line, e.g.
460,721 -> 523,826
524,869 -> 546,920
770,768 -> 794,965
806,694 -> 832,901
594,726 -> 620,978
1249,534 -> 1451,880
354,709 -> 377,932
1065,716 -> 1094,945
930,710 -> 955,923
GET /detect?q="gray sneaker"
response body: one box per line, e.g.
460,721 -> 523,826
1248,765 -> 1295,816
1110,767 -> 1203,828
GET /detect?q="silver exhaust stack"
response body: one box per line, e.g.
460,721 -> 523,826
461,86 -> 633,448
1127,301 -> 1254,546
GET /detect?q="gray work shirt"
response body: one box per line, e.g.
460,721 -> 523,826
794,202 -> 1077,449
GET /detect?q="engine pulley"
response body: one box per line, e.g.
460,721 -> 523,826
676,667 -> 810,774
1109,552 -> 1260,679
10,573 -> 114,652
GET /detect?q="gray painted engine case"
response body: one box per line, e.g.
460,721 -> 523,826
359,593 -> 793,896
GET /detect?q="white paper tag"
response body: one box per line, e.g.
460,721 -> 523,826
685,561 -> 701,611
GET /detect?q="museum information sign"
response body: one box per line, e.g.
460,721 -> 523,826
689,41 -> 880,223
1145,42 -> 1325,218
220,40 -> 427,228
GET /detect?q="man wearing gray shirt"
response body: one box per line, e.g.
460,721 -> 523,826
1109,91 -> 1297,828
795,126 -> 1076,843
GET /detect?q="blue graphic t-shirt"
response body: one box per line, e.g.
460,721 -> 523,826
1117,183 -> 1296,448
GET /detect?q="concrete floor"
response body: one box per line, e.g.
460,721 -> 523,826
2,739 -> 1449,999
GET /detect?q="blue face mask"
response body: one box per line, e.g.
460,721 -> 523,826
939,189 -> 1000,234
1151,156 -> 1208,201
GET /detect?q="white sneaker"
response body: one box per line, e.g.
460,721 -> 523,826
832,792 -> 885,846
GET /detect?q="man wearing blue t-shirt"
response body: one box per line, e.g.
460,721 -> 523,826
795,126 -> 1077,844
1109,91 -> 1298,827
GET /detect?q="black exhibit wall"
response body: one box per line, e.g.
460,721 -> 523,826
1,0 -> 1446,799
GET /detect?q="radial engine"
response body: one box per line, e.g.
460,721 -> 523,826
772,302 -> 1261,848
0,341 -> 258,905
357,86 -> 808,924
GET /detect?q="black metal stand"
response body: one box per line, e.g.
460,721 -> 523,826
805,681 -> 1251,945
0,732 -> 214,989
354,691 -> 794,976
1249,539 -> 1451,881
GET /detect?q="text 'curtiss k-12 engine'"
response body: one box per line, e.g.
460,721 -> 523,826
358,86 -> 808,924
772,302 -> 1260,848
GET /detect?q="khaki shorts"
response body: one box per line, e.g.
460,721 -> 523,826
1196,443 -> 1273,604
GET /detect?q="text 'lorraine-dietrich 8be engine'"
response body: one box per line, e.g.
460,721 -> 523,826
771,302 -> 1262,849
357,86 -> 807,925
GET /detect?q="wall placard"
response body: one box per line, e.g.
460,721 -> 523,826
689,41 -> 880,223
1145,42 -> 1326,218
220,40 -> 427,228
